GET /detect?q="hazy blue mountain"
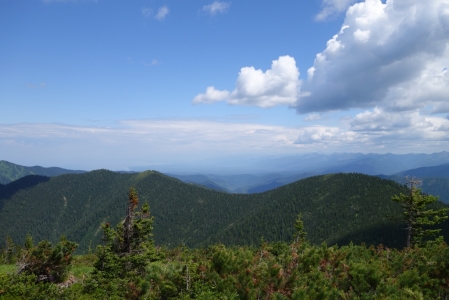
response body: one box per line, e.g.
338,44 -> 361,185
169,152 -> 449,194
393,163 -> 449,178
168,173 -> 281,193
249,151 -> 449,175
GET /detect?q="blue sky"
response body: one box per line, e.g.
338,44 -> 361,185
1,0 -> 449,171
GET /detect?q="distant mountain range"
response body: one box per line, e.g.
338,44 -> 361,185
168,153 -> 449,201
248,151 -> 449,174
2,151 -> 449,197
2,152 -> 449,200
392,163 -> 449,179
4,170 -> 446,253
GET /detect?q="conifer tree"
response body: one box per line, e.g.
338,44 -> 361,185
293,213 -> 307,243
4,235 -> 15,264
95,187 -> 156,278
18,236 -> 78,283
390,177 -> 448,247
24,233 -> 34,250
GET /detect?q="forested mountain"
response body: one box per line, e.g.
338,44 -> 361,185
0,160 -> 85,184
1,171 -> 448,253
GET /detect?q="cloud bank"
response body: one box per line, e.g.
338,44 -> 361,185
2,116 -> 449,170
0,120 -> 300,170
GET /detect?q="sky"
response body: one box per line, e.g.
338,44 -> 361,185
1,0 -> 449,171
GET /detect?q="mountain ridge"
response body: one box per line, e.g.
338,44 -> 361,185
1,170 -> 448,253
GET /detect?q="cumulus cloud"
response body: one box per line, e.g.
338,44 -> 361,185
155,6 -> 169,20
191,0 -> 449,153
316,0 -> 358,21
297,0 -> 449,114
195,0 -> 449,114
193,56 -> 301,108
193,87 -> 230,104
202,1 -> 230,15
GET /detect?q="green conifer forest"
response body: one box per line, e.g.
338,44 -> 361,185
1,172 -> 449,298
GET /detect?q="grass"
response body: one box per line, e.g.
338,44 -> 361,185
0,265 -> 16,274
71,265 -> 94,280
70,254 -> 96,280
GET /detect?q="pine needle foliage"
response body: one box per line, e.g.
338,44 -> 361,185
293,213 -> 307,243
390,177 -> 449,247
89,187 -> 157,298
18,236 -> 78,283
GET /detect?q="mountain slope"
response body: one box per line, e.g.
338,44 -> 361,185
205,174 -> 421,248
0,170 -> 267,252
1,171 -> 448,253
0,160 -> 85,184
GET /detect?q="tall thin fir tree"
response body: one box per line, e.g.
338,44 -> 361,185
293,213 -> 307,243
390,177 -> 448,248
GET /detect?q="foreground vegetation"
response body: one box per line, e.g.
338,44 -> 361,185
2,241 -> 449,299
1,183 -> 449,299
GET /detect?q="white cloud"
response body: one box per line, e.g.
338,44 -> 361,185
193,56 -> 301,108
155,6 -> 169,20
191,0 -> 449,153
293,108 -> 449,151
141,7 -> 153,18
353,29 -> 370,43
350,108 -> 432,132
296,0 -> 449,114
2,115 -> 449,170
193,87 -> 229,104
202,1 -> 230,15
315,0 -> 358,21
0,120 -> 302,170
295,126 -> 359,146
